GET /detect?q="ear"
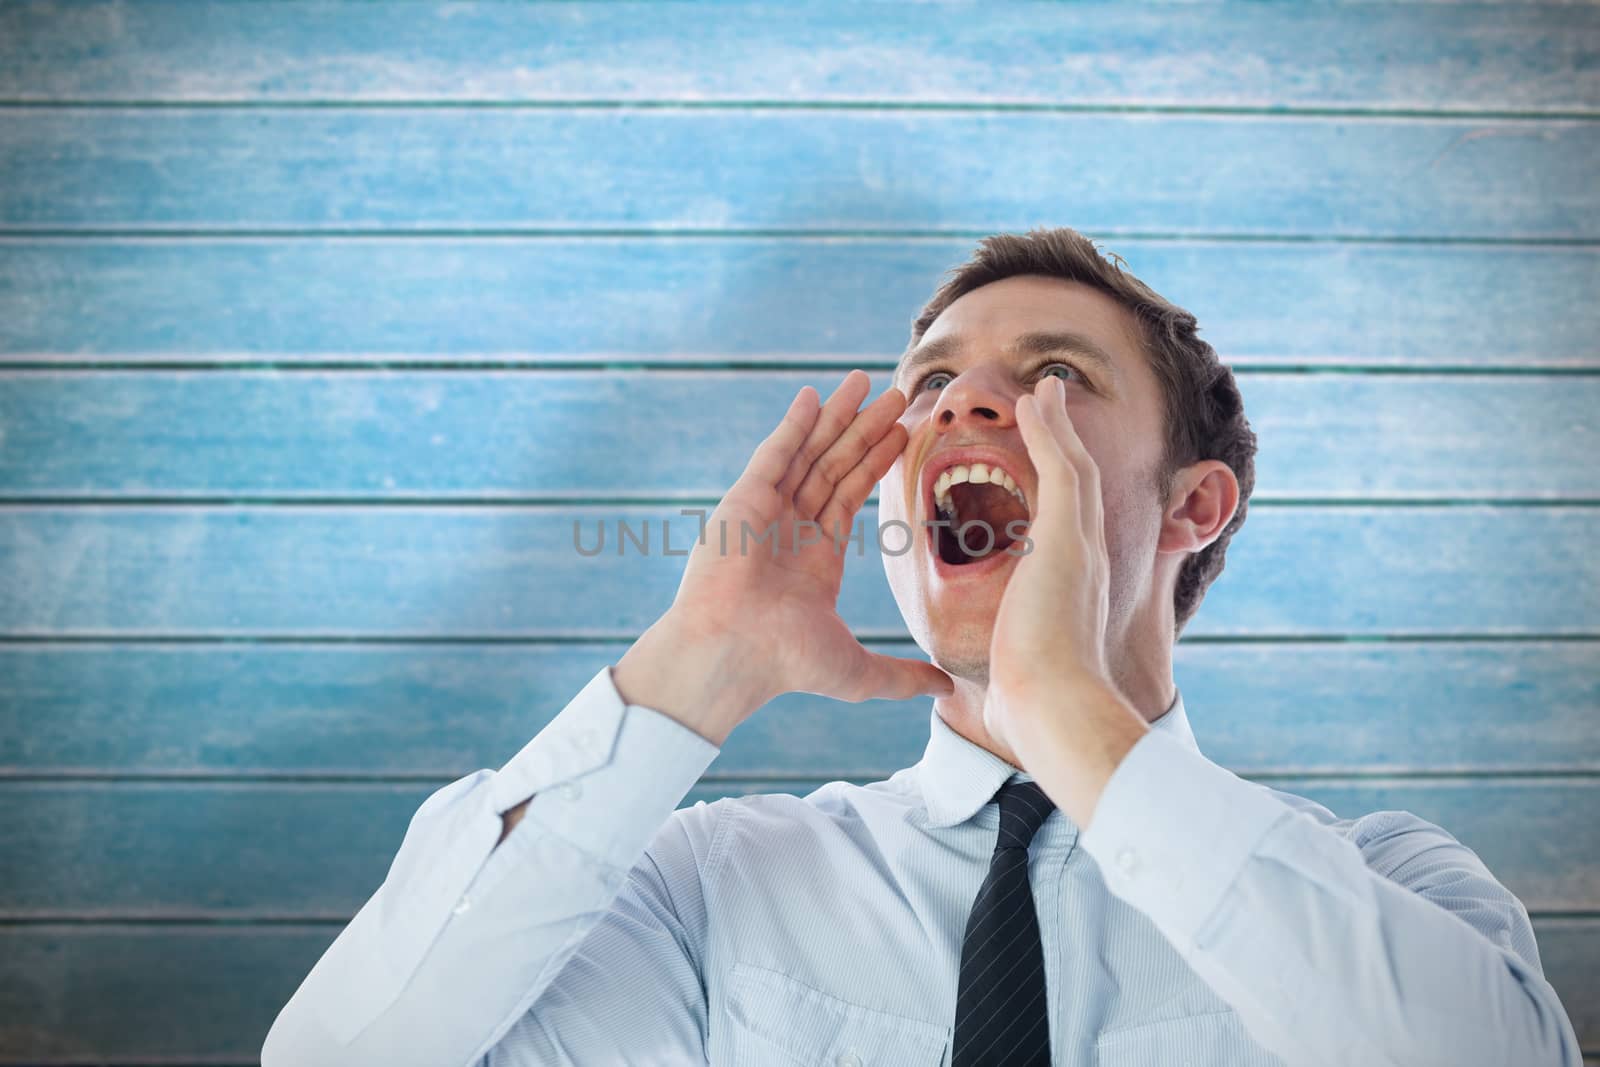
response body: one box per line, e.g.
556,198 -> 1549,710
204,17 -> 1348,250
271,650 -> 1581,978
1157,460 -> 1238,555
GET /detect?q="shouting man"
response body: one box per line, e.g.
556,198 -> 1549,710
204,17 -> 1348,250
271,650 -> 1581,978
265,227 -> 1581,1066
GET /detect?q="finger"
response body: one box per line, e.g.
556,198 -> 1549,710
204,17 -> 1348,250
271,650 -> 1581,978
775,370 -> 873,501
740,385 -> 821,488
1036,376 -> 1104,522
1038,376 -> 1094,469
1018,390 -> 1087,554
1032,380 -> 1098,515
793,384 -> 907,522
1016,389 -> 1072,509
835,649 -> 955,703
1034,378 -> 1100,489
817,419 -> 907,537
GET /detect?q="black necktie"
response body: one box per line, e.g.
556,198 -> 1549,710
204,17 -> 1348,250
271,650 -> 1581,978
952,777 -> 1056,1066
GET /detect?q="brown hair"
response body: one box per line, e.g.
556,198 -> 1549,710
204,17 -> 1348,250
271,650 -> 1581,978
903,226 -> 1257,640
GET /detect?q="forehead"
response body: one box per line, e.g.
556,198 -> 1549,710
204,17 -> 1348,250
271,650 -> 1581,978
899,275 -> 1144,386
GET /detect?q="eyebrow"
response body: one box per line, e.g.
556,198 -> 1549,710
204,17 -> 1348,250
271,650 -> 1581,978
896,328 -> 1120,388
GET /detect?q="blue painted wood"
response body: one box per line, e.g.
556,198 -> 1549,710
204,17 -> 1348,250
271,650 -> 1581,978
0,3 -> 1592,112
3,111 -> 1592,238
0,778 -> 1595,917
0,925 -> 338,1062
1,370 -> 1594,499
0,919 -> 1590,1061
3,239 -> 1593,367
0,1 -> 1592,1058
1,641 -> 1594,777
0,505 -> 1595,637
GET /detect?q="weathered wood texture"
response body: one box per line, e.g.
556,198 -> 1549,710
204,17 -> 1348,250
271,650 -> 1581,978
0,1 -> 1595,1060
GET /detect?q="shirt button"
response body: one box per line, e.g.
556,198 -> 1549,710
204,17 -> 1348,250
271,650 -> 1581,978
835,1053 -> 862,1067
561,781 -> 582,801
1116,847 -> 1140,877
452,893 -> 472,915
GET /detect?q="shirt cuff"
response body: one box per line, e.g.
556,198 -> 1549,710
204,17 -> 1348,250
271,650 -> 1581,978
1079,729 -> 1294,956
489,664 -> 723,872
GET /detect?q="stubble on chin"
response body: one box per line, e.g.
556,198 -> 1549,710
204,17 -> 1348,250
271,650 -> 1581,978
928,620 -> 993,688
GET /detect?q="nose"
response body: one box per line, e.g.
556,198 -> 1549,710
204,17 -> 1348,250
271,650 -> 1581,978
929,365 -> 1018,434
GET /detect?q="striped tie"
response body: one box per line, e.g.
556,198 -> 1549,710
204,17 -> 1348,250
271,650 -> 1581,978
952,777 -> 1056,1065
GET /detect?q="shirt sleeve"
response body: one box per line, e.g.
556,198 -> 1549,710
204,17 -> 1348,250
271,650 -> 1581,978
1078,729 -> 1584,1067
261,664 -> 724,1067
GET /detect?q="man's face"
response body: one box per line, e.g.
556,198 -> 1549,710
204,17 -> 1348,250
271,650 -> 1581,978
879,274 -> 1169,684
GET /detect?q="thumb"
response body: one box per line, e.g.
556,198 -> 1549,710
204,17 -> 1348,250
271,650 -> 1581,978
838,650 -> 955,703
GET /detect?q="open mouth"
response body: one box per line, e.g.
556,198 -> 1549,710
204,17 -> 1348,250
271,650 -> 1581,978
926,461 -> 1032,569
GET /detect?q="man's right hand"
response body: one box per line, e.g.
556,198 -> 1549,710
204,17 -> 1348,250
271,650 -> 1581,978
612,369 -> 954,746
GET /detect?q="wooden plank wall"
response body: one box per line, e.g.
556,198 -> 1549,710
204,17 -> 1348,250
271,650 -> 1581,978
0,2 -> 1596,1061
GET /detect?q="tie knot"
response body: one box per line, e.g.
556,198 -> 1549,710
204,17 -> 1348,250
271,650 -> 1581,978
992,778 -> 1055,851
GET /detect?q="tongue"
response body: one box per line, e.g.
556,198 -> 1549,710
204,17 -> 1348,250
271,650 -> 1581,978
948,482 -> 1030,557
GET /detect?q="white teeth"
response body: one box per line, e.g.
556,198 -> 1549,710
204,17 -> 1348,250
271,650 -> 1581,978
930,460 -> 1029,518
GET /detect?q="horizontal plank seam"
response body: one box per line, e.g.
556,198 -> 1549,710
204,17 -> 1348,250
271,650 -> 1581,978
1,772 -> 1596,786
0,100 -> 1597,121
0,497 -> 1595,508
0,911 -> 1594,926
7,1062 -> 1582,1067
0,634 -> 1595,645
1,228 -> 1597,246
2,363 -> 1600,374
30,1062 -> 1600,1067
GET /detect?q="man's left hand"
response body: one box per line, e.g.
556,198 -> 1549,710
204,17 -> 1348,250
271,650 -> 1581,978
983,374 -> 1150,826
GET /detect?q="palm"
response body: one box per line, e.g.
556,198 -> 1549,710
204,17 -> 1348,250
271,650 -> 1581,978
666,372 -> 949,706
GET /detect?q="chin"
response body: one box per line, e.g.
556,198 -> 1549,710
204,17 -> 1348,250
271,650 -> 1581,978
887,554 -> 1005,672
921,613 -> 998,683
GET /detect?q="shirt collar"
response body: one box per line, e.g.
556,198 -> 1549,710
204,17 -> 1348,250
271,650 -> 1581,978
914,686 -> 1201,830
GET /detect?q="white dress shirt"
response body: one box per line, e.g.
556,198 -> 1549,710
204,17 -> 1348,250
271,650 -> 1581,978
262,664 -> 1582,1066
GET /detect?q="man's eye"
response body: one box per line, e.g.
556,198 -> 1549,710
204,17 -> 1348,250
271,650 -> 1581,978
914,361 -> 1082,394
